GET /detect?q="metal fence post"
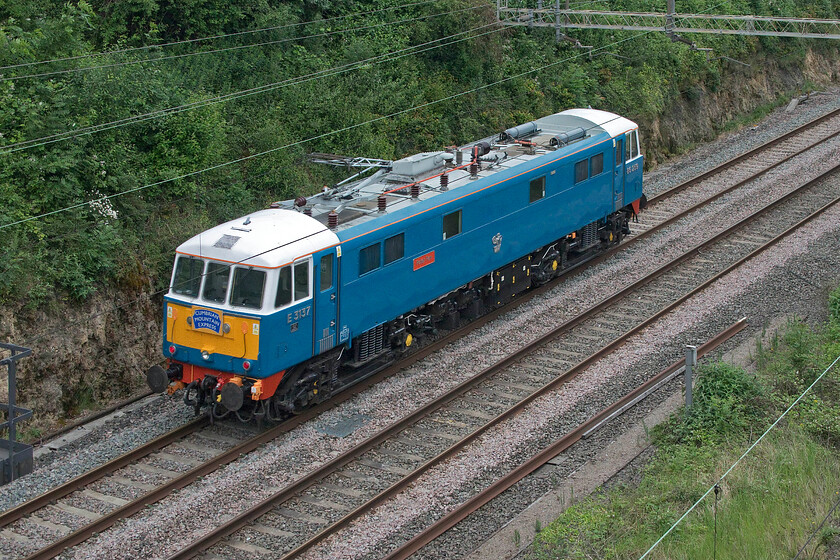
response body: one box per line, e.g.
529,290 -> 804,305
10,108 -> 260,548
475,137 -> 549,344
1,343 -> 33,485
685,344 -> 697,413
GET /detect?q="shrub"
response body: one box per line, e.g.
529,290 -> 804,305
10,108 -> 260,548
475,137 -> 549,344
655,362 -> 767,447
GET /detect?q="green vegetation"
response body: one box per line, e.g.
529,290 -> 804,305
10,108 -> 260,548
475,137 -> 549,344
529,285 -> 840,559
0,1 -> 837,305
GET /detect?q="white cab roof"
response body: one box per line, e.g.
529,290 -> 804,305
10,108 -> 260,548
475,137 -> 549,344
176,208 -> 340,269
546,108 -> 637,138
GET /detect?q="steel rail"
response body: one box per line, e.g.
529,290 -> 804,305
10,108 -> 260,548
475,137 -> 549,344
382,320 -> 749,560
266,159 -> 840,559
410,104 -> 840,364
27,103 -> 840,454
643,106 -> 840,203
382,186 -> 840,560
33,389 -> 154,447
26,103 -> 839,455
165,157 -> 840,560
0,415 -> 207,528
17,370 -> 405,560
11,109 -> 840,559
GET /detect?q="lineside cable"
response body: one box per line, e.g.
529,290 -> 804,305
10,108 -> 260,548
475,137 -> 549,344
792,487 -> 840,559
639,352 -> 840,559
1,0 -> 609,151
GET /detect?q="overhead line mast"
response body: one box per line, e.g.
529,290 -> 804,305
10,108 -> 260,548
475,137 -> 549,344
497,0 -> 840,40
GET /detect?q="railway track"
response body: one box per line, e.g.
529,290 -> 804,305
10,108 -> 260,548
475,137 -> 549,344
160,157 -> 840,558
3,107 -> 839,560
29,103 -> 840,452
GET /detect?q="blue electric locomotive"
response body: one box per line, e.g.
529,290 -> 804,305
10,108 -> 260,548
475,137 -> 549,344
146,108 -> 645,419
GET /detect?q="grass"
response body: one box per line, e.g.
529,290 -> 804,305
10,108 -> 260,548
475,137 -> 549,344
529,285 -> 840,559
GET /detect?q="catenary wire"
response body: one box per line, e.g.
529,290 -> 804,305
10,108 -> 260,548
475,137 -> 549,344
0,17 -> 503,155
639,353 -> 840,559
0,25 -> 653,233
0,0 -> 611,154
1,20 -> 669,233
1,0 -> 611,151
0,0 -> 446,72
0,0 -> 612,151
2,3 -> 487,82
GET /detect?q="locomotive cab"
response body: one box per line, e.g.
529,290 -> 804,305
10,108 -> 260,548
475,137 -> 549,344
147,208 -> 340,418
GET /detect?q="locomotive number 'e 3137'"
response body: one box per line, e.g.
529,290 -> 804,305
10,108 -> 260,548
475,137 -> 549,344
146,108 -> 645,421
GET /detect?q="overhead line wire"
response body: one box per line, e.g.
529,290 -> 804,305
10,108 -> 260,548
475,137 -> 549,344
0,18 -> 503,155
0,0 -> 446,72
0,22 -> 650,233
2,3 -> 487,82
3,0 -> 608,151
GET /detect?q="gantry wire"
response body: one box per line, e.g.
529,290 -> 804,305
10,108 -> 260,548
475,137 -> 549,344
18,112 -> 629,358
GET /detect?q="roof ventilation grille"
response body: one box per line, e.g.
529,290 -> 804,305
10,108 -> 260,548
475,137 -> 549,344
214,234 -> 240,249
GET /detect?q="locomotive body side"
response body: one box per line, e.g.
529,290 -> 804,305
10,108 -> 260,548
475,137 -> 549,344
336,127 -> 633,341
147,108 -> 644,418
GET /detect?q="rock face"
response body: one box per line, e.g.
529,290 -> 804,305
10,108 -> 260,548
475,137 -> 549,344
1,48 -> 839,434
642,48 -> 840,165
0,290 -> 160,433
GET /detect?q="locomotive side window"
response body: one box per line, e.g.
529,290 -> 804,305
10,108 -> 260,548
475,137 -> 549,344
230,267 -> 265,309
591,153 -> 604,176
203,262 -> 231,303
574,160 -> 588,184
360,243 -> 381,275
442,210 -> 462,240
384,233 -> 404,265
172,256 -> 204,297
275,266 -> 292,307
294,261 -> 310,301
529,176 -> 545,203
320,254 -> 333,291
615,141 -> 624,165
626,130 -> 640,160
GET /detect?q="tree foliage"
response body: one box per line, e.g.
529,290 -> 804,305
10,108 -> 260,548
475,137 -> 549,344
0,0 -> 836,305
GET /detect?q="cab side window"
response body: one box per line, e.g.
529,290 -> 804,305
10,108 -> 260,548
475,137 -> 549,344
626,130 -> 639,160
294,261 -> 310,301
275,266 -> 292,307
320,254 -> 333,291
